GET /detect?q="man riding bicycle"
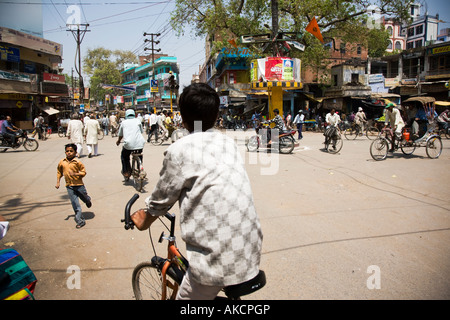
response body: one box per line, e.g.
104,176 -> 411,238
116,109 -> 146,179
324,108 -> 341,150
383,103 -> 405,152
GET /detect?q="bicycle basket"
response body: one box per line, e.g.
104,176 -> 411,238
0,249 -> 37,300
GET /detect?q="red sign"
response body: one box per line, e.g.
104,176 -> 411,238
43,72 -> 65,84
265,57 -> 283,81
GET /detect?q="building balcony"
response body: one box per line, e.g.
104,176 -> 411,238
425,68 -> 450,80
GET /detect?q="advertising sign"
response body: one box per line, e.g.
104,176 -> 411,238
265,57 -> 283,80
0,45 -> 20,63
250,60 -> 258,82
43,72 -> 65,84
264,57 -> 297,81
151,79 -> 158,93
282,59 -> 294,81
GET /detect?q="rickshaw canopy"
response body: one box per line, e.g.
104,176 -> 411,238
402,96 -> 436,105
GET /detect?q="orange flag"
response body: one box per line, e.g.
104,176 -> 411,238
305,17 -> 324,43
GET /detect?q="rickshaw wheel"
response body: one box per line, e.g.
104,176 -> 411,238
426,136 -> 442,159
400,139 -> 416,155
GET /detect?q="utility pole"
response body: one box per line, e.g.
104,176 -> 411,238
67,24 -> 90,111
144,33 -> 161,112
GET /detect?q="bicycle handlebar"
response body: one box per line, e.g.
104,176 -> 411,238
122,193 -> 140,230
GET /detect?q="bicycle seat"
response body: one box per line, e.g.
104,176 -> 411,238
223,270 -> 266,299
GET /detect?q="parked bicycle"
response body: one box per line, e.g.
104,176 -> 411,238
121,194 -> 266,300
370,125 -> 442,161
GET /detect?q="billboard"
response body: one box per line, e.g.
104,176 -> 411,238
252,57 -> 301,82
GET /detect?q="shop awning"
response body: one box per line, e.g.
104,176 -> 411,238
435,101 -> 450,106
37,105 -> 60,115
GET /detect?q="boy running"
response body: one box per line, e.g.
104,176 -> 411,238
56,143 -> 92,229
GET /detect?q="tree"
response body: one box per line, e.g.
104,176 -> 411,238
170,0 -> 413,79
83,48 -> 137,103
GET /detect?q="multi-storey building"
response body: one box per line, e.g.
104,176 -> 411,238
121,55 -> 179,111
0,26 -> 68,129
383,17 -> 406,52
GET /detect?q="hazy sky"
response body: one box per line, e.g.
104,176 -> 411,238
3,0 -> 450,89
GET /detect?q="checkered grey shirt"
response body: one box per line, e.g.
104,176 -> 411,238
145,130 -> 263,286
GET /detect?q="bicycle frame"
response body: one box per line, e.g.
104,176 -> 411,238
122,194 -> 266,300
159,215 -> 188,300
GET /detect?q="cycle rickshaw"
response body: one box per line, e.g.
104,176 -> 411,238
370,97 -> 443,161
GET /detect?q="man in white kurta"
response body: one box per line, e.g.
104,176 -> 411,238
67,114 -> 84,156
84,118 -> 101,157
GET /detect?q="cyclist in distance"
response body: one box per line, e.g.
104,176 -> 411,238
324,108 -> 341,150
116,109 -> 146,179
130,83 -> 263,300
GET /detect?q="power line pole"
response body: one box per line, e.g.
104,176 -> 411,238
67,23 -> 90,110
144,32 -> 161,111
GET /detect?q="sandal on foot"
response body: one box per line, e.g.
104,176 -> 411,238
76,221 -> 86,229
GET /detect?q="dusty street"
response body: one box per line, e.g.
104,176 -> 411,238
1,129 -> 449,300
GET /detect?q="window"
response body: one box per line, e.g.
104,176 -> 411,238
408,27 -> 414,37
387,26 -> 393,36
340,42 -> 346,54
387,41 -> 393,50
395,41 -> 402,50
351,73 -> 359,83
333,74 -> 338,86
415,25 -> 423,35
406,41 -> 414,49
357,45 -> 361,55
415,39 -> 422,48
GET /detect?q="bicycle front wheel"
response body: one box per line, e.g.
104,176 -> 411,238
366,126 -> 379,140
370,138 -> 388,161
326,133 -> 343,153
132,261 -> 178,300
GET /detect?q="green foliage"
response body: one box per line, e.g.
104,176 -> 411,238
83,48 -> 137,103
171,0 -> 412,83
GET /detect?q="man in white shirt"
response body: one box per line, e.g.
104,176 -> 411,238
324,108 -> 341,150
116,109 -> 145,178
67,113 -> 84,157
293,110 -> 305,140
147,111 -> 158,142
384,103 -> 405,151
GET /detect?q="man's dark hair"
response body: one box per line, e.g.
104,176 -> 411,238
65,143 -> 77,152
179,83 -> 220,132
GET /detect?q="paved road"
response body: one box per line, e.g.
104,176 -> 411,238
1,129 -> 449,300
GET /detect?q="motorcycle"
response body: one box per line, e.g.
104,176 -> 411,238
0,129 -> 39,152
